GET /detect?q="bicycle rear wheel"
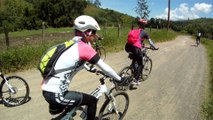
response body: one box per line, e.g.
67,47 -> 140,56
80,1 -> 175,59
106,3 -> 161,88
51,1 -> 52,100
96,46 -> 106,61
142,57 -> 152,81
196,39 -> 199,46
98,91 -> 129,120
119,66 -> 132,77
0,76 -> 29,106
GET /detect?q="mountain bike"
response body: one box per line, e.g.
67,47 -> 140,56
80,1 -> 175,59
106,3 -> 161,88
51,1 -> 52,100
119,46 -> 155,89
92,35 -> 106,61
52,70 -> 129,120
196,37 -> 200,46
0,71 -> 30,106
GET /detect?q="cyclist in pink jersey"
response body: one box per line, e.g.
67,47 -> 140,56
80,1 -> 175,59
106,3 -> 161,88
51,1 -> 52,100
125,19 -> 159,86
41,15 -> 127,120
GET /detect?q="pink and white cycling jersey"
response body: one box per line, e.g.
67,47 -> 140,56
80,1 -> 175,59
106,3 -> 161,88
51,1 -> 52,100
41,37 -> 98,94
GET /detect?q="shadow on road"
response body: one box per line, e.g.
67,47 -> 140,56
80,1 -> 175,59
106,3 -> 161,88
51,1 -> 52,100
0,96 -> 31,107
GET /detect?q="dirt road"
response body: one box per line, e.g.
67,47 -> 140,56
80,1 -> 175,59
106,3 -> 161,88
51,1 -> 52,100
0,35 -> 207,120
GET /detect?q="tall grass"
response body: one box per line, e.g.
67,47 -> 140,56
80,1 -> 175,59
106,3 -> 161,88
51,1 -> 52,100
0,27 -> 72,39
201,39 -> 213,119
0,27 -> 178,73
0,39 -> 64,73
99,27 -> 178,52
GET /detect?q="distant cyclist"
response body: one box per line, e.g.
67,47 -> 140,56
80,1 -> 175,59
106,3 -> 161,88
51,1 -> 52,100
41,15 -> 127,120
125,19 -> 159,87
196,31 -> 201,46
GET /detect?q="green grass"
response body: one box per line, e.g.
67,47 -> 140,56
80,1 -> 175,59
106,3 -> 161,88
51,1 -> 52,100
0,27 -> 178,73
201,38 -> 213,119
148,29 -> 179,42
0,27 -> 72,38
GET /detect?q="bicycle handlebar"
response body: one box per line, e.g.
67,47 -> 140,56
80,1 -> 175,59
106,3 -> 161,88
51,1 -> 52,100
143,46 -> 159,50
95,70 -> 110,85
95,34 -> 104,40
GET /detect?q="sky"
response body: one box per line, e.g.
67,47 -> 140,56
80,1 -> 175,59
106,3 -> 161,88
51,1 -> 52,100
99,0 -> 213,21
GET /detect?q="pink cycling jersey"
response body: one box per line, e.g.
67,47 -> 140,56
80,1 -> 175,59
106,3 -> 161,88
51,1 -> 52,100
132,30 -> 150,49
41,37 -> 98,94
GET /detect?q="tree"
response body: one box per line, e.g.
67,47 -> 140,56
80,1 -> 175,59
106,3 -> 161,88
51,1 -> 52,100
33,0 -> 87,27
94,0 -> 101,7
0,0 -> 33,47
135,0 -> 150,19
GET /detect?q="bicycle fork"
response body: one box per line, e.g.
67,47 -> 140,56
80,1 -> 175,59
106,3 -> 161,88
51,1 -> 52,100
80,84 -> 108,119
1,74 -> 16,94
107,93 -> 119,114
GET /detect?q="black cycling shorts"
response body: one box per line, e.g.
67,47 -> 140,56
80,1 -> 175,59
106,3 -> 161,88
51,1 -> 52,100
42,91 -> 83,115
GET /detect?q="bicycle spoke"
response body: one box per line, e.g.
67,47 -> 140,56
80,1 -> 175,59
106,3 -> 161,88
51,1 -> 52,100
142,57 -> 152,80
99,92 -> 129,120
1,76 -> 29,106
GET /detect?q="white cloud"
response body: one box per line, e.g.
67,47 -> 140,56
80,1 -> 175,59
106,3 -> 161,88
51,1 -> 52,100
191,3 -> 212,13
156,3 -> 212,21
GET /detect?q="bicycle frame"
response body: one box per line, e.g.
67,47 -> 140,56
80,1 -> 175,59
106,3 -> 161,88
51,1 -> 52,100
0,72 -> 15,94
126,46 -> 153,80
54,72 -> 120,120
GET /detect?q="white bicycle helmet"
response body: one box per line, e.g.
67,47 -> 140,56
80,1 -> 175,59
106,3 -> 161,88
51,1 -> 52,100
74,15 -> 100,32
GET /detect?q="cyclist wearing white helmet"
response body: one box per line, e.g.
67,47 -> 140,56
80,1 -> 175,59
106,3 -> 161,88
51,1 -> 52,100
41,15 -> 127,120
125,19 -> 159,87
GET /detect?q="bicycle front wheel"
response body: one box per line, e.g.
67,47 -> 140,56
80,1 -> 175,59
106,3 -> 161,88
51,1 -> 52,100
96,46 -> 106,61
98,91 -> 129,120
0,76 -> 30,106
142,57 -> 152,81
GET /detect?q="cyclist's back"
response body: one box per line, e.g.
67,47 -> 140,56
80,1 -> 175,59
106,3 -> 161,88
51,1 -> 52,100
41,36 -> 96,93
125,19 -> 158,86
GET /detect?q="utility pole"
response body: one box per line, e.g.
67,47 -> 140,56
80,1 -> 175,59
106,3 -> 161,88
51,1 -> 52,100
167,0 -> 170,31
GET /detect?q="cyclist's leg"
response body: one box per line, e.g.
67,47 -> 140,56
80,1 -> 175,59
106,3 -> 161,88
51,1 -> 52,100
135,48 -> 143,82
131,59 -> 137,76
42,91 -> 83,115
79,93 -> 98,120
125,43 -> 138,79
62,91 -> 97,120
198,37 -> 201,44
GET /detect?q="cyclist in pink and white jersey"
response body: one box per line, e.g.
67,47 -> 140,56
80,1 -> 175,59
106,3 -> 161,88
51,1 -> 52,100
41,15 -> 127,120
125,19 -> 159,86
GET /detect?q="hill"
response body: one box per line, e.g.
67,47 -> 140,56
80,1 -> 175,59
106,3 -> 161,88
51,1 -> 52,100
84,4 -> 135,27
171,18 -> 213,39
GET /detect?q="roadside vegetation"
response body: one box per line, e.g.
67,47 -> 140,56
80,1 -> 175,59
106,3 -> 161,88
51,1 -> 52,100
201,38 -> 213,119
0,27 -> 178,73
0,0 -> 212,119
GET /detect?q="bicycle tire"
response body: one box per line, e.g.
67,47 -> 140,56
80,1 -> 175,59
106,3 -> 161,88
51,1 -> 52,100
142,57 -> 152,81
98,91 -> 129,120
117,66 -> 135,91
196,39 -> 199,46
96,46 -> 106,61
119,66 -> 132,77
0,75 -> 30,106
